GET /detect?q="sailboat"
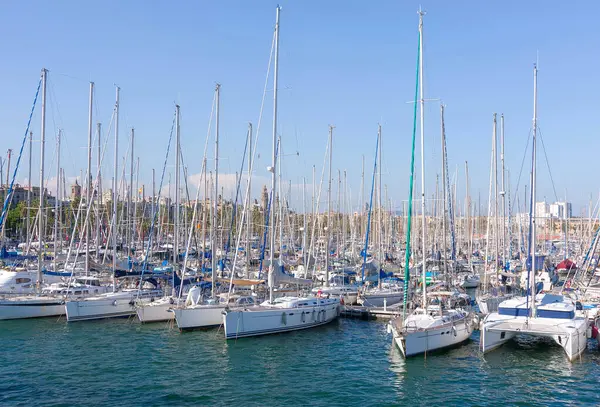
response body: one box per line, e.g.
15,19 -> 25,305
476,114 -> 516,314
387,11 -> 473,356
480,64 -> 588,361
65,87 -> 162,322
222,6 -> 340,340
0,69 -> 69,320
357,126 -> 404,308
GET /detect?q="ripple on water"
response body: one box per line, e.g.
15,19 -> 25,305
0,317 -> 599,406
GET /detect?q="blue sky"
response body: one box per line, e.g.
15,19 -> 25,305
1,1 -> 599,216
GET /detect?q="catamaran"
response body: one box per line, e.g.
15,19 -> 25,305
480,64 -> 589,361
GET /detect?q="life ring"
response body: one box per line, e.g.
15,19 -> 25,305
565,280 -> 571,289
317,290 -> 322,298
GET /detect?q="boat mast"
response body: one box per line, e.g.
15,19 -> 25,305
302,176 -> 307,275
96,123 -> 102,260
128,128 -> 134,256
377,124 -> 382,288
418,10 -> 427,311
500,114 -> 506,270
37,68 -> 47,292
53,130 -> 61,272
175,105 -> 181,294
86,82 -> 94,275
440,105 -> 449,280
325,125 -> 333,288
493,113 -> 499,283
246,122 -> 252,279
212,85 -> 220,298
269,5 -> 280,303
27,131 -> 32,254
112,86 -> 120,292
530,64 -> 538,317
465,161 -> 472,269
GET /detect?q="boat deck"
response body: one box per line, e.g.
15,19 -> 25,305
486,319 -> 583,336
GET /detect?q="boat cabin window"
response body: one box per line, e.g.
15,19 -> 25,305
15,278 -> 31,284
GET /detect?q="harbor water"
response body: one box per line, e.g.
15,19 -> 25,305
1,316 -> 599,406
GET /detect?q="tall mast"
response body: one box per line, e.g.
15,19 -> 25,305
493,113 -> 499,282
112,86 -> 120,292
278,137 -> 283,257
53,130 -> 61,272
27,131 -> 32,253
418,10 -> 427,310
202,160 -> 207,270
246,122 -> 252,278
175,105 -> 180,290
361,155 -> 365,239
96,123 -> 102,260
530,64 -> 538,317
37,68 -> 48,292
465,161 -> 472,269
269,5 -> 280,303
302,176 -> 307,275
212,85 -> 220,298
128,128 -> 134,255
377,124 -> 383,288
440,105 -> 449,279
86,82 -> 94,274
325,125 -> 333,287
500,114 -> 507,270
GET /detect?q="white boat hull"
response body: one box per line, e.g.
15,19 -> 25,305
136,298 -> 176,323
0,297 -> 65,320
480,313 -> 588,361
173,305 -> 225,330
66,297 -> 136,321
65,290 -> 162,322
223,300 -> 340,339
391,318 -> 472,357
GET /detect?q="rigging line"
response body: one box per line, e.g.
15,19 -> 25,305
137,111 -> 177,290
0,77 -> 42,231
537,126 -> 559,203
510,128 -> 532,209
178,96 -> 217,300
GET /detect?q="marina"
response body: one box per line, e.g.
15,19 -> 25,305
2,1 -> 600,405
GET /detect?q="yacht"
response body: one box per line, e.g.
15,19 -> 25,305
480,294 -> 588,361
65,288 -> 162,322
388,297 -> 473,357
173,286 -> 257,330
222,296 -> 340,339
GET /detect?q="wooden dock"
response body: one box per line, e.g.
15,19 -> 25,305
341,304 -> 402,320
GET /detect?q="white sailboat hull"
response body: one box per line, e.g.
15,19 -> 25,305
173,305 -> 225,330
66,297 -> 135,321
0,297 -> 65,320
480,313 -> 588,361
65,290 -> 162,321
390,318 -> 472,357
223,300 -> 340,339
136,298 -> 176,323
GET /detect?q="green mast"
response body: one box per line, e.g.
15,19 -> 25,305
402,26 -> 421,321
